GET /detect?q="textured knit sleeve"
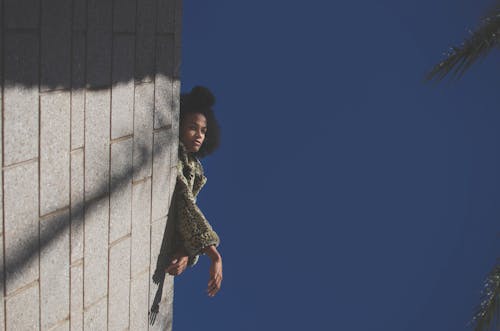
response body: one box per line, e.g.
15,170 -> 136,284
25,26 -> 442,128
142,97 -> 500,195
175,160 -> 220,257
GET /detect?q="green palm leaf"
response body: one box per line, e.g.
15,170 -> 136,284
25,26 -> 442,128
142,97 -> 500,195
427,6 -> 500,80
471,263 -> 500,331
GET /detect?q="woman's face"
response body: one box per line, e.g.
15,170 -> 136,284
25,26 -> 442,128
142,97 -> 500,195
180,112 -> 207,153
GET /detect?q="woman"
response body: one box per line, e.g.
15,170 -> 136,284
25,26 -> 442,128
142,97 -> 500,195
165,86 -> 223,297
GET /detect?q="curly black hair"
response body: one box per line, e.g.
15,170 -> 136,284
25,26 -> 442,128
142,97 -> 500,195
180,86 -> 221,158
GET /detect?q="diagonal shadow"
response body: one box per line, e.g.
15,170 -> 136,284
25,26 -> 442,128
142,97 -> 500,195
1,105 -> 178,289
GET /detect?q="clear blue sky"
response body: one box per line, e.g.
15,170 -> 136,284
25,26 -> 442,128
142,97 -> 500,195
174,1 -> 500,330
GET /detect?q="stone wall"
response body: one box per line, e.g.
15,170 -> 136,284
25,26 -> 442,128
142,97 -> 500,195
0,0 -> 182,329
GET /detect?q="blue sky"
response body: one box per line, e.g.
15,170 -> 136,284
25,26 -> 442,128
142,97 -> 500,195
174,1 -> 500,330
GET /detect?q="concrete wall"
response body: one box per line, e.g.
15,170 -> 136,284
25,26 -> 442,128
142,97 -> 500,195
0,0 -> 182,329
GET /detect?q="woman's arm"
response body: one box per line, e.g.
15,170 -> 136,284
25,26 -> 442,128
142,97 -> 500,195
203,245 -> 223,297
175,161 -> 220,257
174,160 -> 223,295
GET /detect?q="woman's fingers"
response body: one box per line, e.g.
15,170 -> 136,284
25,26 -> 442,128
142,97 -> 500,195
206,259 -> 223,296
207,282 -> 220,296
207,273 -> 222,297
166,257 -> 188,276
165,261 -> 178,273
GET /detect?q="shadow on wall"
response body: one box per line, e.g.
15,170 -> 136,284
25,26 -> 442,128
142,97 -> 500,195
1,0 -> 180,90
0,0 -> 181,288
2,120 -> 177,286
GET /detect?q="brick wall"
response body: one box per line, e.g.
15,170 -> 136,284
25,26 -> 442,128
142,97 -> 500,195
0,0 -> 182,329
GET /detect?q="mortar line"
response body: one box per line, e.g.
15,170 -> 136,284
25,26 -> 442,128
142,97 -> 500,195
129,0 -> 140,326
108,233 -> 131,249
70,258 -> 84,268
132,175 -> 152,185
4,279 -> 39,299
107,1 -> 116,329
147,1 -> 161,328
82,0 -> 89,325
70,146 -> 84,153
153,124 -> 172,133
39,206 -> 70,221
37,0 -> 42,325
110,134 -> 134,144
1,0 -> 7,326
68,0 -> 74,325
2,157 -> 38,170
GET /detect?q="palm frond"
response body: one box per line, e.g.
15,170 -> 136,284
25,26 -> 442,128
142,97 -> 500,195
427,12 -> 500,81
483,1 -> 500,22
471,263 -> 500,331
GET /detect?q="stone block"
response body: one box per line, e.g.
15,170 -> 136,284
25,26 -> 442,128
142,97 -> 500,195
71,33 -> 86,150
152,130 -> 176,221
5,0 -> 39,29
3,162 -> 38,295
162,275 -> 174,330
40,92 -> 71,216
84,90 -> 110,306
137,0 -> 156,33
86,30 -> 112,88
73,0 -> 87,31
149,216 -> 174,331
172,79 -> 181,129
87,0 -> 112,31
154,35 -> 175,129
70,262 -> 83,331
0,0 -> 4,74
110,138 -> 133,242
0,0 -> 2,88
111,35 -> 135,139
0,235 -> 4,331
41,0 -> 71,33
5,284 -> 39,331
71,149 -> 85,263
174,0 -> 183,34
3,32 -> 39,166
131,179 -> 151,276
84,89 -> 110,197
72,32 -> 86,89
40,211 -> 70,330
133,83 -> 154,181
174,39 -> 182,79
135,0 -> 156,82
135,33 -> 155,83
173,0 -> 182,78
83,201 -> 109,307
108,238 -> 131,331
41,0 -> 71,91
71,89 -> 85,150
149,274 -> 174,331
157,0 -> 175,33
0,78 -> 3,331
150,216 -> 167,273
130,271 -> 149,331
83,298 -> 107,330
113,0 -> 136,32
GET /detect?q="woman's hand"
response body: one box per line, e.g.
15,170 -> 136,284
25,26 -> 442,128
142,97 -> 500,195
166,254 -> 189,276
204,245 -> 223,297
